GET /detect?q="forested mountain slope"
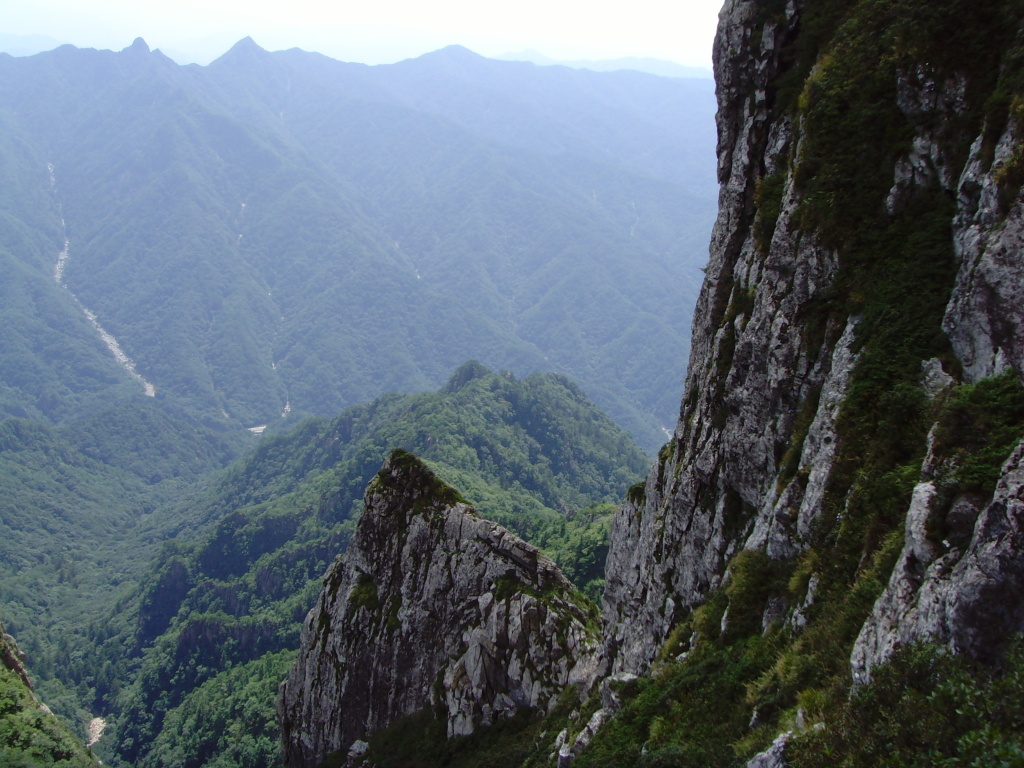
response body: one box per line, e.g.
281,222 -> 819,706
94,364 -> 646,768
0,400 -> 243,729
0,36 -> 712,764
0,618 -> 99,767
0,38 -> 716,451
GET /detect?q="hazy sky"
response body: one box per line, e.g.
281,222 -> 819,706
2,0 -> 725,67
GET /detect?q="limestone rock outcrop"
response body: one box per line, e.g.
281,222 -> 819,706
853,442 -> 1024,678
279,450 -> 599,768
850,64 -> 1024,680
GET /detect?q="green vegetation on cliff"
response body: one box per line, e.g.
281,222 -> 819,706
549,0 -> 1024,766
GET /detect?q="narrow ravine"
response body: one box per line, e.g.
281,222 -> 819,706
48,162 -> 156,397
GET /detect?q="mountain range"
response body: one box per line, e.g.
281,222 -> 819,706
0,38 -> 718,765
7,2 -> 1022,766
0,36 -> 717,452
273,1 -> 1024,767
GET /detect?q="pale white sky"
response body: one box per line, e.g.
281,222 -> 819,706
1,0 -> 724,67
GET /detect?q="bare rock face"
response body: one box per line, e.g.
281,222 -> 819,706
853,441 -> 1024,679
603,0 -> 862,675
745,732 -> 790,768
603,0 -> 1024,685
850,94 -> 1024,680
279,450 -> 599,768
947,119 -> 1024,381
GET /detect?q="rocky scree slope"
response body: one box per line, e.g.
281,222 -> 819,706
279,450 -> 599,768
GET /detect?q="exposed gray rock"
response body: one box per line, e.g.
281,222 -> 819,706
851,96 -> 1024,680
1,620 -> 33,692
569,709 -> 609,757
602,0 -> 1024,695
853,441 -> 1024,679
757,318 -> 860,555
599,672 -> 637,713
604,0 -> 1024,700
603,0 -> 861,675
886,67 -> 968,214
556,706 -> 613,768
789,574 -> 818,632
279,451 -> 599,768
947,119 -> 1024,382
921,358 -> 954,397
746,731 -> 790,768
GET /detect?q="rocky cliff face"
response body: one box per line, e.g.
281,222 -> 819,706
852,109 -> 1024,675
278,450 -> 599,768
604,0 -> 838,674
604,0 -> 1024,688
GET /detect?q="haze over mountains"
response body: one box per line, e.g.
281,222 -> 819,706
497,50 -> 714,79
5,1 -> 1024,767
0,36 -> 715,766
0,36 -> 716,452
0,33 -> 715,77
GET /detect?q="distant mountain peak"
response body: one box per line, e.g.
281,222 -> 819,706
124,37 -> 150,54
495,50 -> 713,79
210,36 -> 270,67
443,361 -> 491,393
415,44 -> 486,66
437,44 -> 477,56
231,36 -> 264,53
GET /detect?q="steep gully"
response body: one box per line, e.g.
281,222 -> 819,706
49,162 -> 157,398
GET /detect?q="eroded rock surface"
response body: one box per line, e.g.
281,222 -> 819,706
603,0 -> 859,674
852,98 -> 1024,680
603,0 -> 1024,688
279,450 -> 599,768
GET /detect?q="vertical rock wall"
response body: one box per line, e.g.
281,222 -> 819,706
603,0 -> 858,674
603,0 -> 1024,682
853,112 -> 1024,677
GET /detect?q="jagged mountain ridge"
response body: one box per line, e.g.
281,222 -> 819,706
110,364 -> 646,768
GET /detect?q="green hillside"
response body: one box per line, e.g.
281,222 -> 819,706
0,41 -> 714,763
0,619 -> 98,768
0,401 -> 246,733
28,364 -> 645,767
